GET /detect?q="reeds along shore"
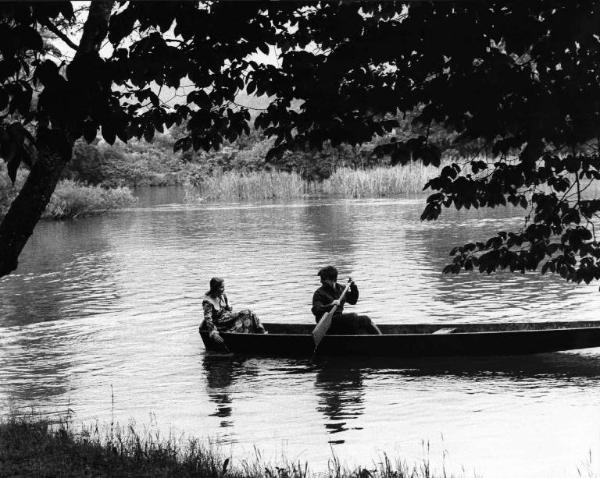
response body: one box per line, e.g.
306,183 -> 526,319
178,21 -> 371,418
322,164 -> 439,198
187,164 -> 600,207
187,164 -> 440,201
0,416 -> 459,478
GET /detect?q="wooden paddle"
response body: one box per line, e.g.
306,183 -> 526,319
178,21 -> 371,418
312,278 -> 352,350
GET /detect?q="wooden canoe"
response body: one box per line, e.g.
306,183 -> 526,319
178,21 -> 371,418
199,321 -> 600,357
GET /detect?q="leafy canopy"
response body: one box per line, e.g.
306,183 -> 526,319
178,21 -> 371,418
2,1 -> 600,285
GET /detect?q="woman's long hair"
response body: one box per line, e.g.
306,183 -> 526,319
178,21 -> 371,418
206,277 -> 224,298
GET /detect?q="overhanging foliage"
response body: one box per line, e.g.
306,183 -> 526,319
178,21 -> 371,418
1,1 -> 600,285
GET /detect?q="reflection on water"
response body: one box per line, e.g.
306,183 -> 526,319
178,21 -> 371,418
192,351 -> 600,477
312,351 -> 600,382
2,190 -> 600,477
202,355 -> 240,429
315,361 -> 364,441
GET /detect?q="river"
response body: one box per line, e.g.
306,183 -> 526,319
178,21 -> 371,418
1,187 -> 600,478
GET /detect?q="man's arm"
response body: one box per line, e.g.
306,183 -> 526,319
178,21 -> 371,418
311,289 -> 333,318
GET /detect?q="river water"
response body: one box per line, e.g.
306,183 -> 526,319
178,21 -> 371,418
2,187 -> 600,477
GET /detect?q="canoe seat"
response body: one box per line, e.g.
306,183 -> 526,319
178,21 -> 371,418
432,327 -> 457,334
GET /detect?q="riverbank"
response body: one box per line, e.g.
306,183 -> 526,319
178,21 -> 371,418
1,156 -> 438,220
0,416 -> 455,478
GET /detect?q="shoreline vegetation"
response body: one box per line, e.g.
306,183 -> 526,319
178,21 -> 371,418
0,415 -> 460,478
1,150 -> 440,221
0,165 -> 137,221
5,125 -> 598,216
1,117 -> 456,219
0,162 -> 435,222
186,164 -> 439,202
1,101 -> 488,219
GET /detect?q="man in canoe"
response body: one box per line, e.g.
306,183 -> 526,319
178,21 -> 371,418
312,266 -> 382,335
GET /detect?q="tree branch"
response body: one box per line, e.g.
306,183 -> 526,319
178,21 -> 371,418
40,19 -> 78,51
77,0 -> 115,56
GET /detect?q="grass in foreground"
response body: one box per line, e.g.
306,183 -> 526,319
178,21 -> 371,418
0,416 -> 460,478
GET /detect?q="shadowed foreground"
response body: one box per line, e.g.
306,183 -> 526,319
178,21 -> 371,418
0,416 -> 460,478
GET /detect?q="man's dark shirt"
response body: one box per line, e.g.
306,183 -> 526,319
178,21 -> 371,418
311,282 -> 359,322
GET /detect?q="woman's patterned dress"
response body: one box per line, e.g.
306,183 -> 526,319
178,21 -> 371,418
201,293 -> 265,335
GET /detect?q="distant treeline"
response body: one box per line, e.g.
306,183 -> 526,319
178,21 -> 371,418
0,112 -> 485,218
64,126 -> 371,188
63,113 -> 484,190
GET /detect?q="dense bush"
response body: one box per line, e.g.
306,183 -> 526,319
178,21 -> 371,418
45,180 -> 137,219
66,137 -> 189,187
0,164 -> 136,220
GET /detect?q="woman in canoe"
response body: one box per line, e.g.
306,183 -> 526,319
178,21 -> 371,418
200,277 -> 267,346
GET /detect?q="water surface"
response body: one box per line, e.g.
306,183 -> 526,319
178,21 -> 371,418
1,189 -> 600,478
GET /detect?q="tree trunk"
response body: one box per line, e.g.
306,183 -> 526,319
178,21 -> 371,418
0,1 -> 114,278
77,1 -> 114,55
0,131 -> 72,276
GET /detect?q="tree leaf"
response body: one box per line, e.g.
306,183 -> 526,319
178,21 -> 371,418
102,122 -> 116,145
83,120 -> 97,143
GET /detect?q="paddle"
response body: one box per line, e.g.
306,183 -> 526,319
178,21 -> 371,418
312,278 -> 352,350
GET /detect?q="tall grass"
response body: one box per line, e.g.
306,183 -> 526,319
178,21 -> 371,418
190,170 -> 315,201
323,164 -> 440,198
187,163 -> 600,203
0,415 -> 462,478
187,165 -> 439,202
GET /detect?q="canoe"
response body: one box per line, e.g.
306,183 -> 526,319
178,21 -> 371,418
199,321 -> 600,357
